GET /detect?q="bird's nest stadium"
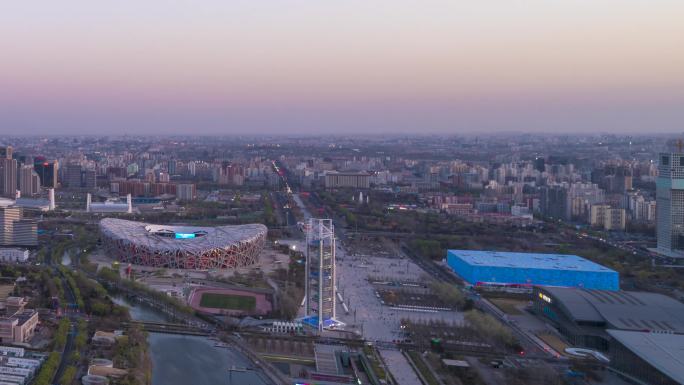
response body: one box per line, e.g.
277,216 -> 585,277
99,218 -> 267,269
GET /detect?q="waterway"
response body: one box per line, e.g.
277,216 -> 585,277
113,296 -> 271,385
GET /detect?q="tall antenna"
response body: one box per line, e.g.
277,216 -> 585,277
677,139 -> 683,153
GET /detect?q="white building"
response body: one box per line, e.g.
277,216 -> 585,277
0,249 -> 29,263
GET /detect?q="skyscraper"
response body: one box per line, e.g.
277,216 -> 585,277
0,147 -> 17,198
65,164 -> 83,188
656,152 -> 684,258
18,165 -> 40,197
34,159 -> 59,189
0,146 -> 12,159
83,170 -> 96,189
539,184 -> 570,221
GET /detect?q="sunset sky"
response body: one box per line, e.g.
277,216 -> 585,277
1,0 -> 683,135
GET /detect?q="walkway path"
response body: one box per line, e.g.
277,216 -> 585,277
379,349 -> 421,385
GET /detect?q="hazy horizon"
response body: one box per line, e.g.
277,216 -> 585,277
1,1 -> 683,135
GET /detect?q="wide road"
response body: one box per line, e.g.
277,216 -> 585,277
52,262 -> 81,384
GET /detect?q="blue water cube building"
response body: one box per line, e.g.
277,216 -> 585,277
447,250 -> 619,291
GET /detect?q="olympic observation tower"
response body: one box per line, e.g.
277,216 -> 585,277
303,218 -> 341,331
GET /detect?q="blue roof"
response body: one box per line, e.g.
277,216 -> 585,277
447,250 -> 615,273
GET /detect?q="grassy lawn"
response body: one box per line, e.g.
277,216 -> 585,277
407,351 -> 441,385
537,332 -> 569,355
489,298 -> 525,315
362,345 -> 387,380
199,292 -> 256,310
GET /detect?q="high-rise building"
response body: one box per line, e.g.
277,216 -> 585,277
539,184 -> 570,221
0,206 -> 37,246
604,208 -> 626,231
0,147 -> 17,198
0,158 -> 17,198
158,172 -> 170,183
656,152 -> 684,257
34,159 -> 58,189
167,160 -> 177,175
18,165 -> 40,197
0,146 -> 12,159
83,170 -> 96,189
176,183 -> 196,201
65,164 -> 83,188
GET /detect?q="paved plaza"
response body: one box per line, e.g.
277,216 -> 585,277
335,248 -> 463,342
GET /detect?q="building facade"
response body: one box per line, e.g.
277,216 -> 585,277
176,183 -> 196,201
0,249 -> 29,263
590,205 -> 626,231
0,207 -> 37,247
100,219 -> 267,269
0,297 -> 39,344
18,165 -> 40,197
447,250 -> 619,290
0,156 -> 17,199
539,184 -> 570,221
33,159 -> 58,189
324,172 -> 370,189
656,152 -> 684,257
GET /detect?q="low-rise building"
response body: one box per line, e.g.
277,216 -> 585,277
324,171 -> 370,189
533,287 -> 684,351
607,330 -> 684,385
0,249 -> 28,263
0,297 -> 39,344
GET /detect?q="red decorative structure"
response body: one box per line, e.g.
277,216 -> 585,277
100,218 -> 267,269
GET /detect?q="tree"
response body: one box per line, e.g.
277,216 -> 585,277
59,365 -> 77,385
429,281 -> 465,309
464,310 -> 515,347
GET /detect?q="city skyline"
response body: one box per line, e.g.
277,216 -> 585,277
1,0 -> 683,135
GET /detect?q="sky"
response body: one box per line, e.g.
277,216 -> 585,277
0,0 -> 683,135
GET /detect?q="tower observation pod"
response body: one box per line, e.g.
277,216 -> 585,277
304,218 -> 337,331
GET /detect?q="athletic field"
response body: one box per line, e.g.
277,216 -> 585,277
199,292 -> 256,310
188,287 -> 272,315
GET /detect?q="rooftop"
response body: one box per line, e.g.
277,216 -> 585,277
606,330 -> 684,384
100,218 -> 267,252
447,250 -> 615,273
89,203 -> 130,213
542,287 -> 684,333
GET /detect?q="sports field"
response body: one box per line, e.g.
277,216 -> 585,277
189,287 -> 272,315
199,292 -> 256,310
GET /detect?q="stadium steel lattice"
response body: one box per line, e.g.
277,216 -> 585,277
99,218 -> 267,269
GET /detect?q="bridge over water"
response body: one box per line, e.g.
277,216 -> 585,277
126,320 -> 211,336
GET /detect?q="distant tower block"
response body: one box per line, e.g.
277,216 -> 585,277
48,188 -> 55,210
305,218 -> 336,331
